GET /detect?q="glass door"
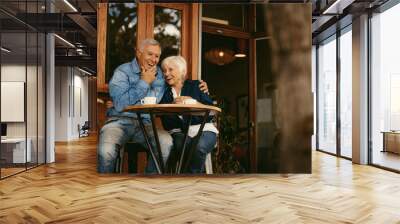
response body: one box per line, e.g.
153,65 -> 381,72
370,4 -> 400,171
339,27 -> 352,158
153,5 -> 183,62
0,0 -> 47,179
201,33 -> 250,173
1,6 -> 28,177
317,35 -> 337,155
254,38 -> 278,172
141,3 -> 197,78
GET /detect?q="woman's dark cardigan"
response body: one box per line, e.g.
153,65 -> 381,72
159,80 -> 214,132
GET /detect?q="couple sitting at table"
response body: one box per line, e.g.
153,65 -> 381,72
97,38 -> 217,174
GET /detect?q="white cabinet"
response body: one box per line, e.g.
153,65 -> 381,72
1,138 -> 32,163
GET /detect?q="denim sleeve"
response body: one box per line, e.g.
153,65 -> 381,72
109,69 -> 150,112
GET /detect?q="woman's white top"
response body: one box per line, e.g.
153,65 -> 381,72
169,88 -> 219,138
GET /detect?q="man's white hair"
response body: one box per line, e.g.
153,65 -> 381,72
161,56 -> 187,79
138,38 -> 161,53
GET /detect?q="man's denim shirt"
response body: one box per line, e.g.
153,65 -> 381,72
107,58 -> 165,123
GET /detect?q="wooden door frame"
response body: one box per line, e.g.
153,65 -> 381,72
248,4 -> 257,173
202,21 -> 257,173
97,3 -> 200,92
138,3 -> 199,80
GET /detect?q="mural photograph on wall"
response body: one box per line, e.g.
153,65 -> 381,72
96,2 -> 313,174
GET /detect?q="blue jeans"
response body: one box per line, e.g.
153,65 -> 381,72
171,131 -> 217,173
97,117 -> 172,174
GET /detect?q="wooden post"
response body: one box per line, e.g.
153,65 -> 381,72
97,3 -> 107,93
266,4 -> 313,173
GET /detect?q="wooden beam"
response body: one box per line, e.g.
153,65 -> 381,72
181,4 -> 189,77
145,4 -> 155,40
97,3 -> 107,93
202,22 -> 251,39
137,3 -> 148,49
189,3 -> 199,80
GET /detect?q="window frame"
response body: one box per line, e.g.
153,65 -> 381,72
315,23 -> 353,161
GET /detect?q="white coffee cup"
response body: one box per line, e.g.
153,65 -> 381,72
183,98 -> 197,104
141,96 -> 157,105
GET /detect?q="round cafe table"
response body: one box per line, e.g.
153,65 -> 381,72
124,103 -> 221,174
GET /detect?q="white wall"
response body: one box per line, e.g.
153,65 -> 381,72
1,63 -> 46,164
54,66 -> 89,141
1,65 -> 42,138
55,67 -> 69,141
1,65 -> 26,138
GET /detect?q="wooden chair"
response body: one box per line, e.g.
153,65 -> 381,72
117,142 -> 214,174
116,142 -> 148,173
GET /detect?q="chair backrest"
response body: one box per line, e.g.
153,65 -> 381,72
82,121 -> 90,129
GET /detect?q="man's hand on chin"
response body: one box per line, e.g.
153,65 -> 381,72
141,65 -> 156,84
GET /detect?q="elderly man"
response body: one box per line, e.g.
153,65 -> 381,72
98,39 -> 208,173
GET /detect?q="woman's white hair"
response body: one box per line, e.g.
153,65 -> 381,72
161,56 -> 187,78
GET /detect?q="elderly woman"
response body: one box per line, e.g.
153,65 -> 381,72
159,56 -> 218,173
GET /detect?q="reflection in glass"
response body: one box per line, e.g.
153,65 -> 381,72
38,33 -> 46,165
339,28 -> 352,158
255,39 -> 277,172
317,36 -> 337,154
1,30 -> 27,177
0,0 -> 46,179
371,4 -> 400,171
27,31 -> 38,169
154,6 -> 182,62
106,3 -> 137,83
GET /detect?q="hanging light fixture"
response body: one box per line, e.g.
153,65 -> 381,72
234,39 -> 247,58
1,47 -> 11,53
205,48 -> 236,66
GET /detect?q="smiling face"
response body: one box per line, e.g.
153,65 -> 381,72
162,62 -> 184,87
136,44 -> 161,71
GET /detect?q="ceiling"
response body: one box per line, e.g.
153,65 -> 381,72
0,0 -> 97,73
0,0 -> 394,74
311,0 -> 390,42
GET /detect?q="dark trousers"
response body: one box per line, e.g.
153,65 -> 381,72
170,131 -> 217,173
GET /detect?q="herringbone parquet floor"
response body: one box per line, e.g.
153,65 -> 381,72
1,135 -> 400,223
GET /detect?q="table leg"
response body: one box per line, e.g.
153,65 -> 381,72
136,113 -> 162,174
182,111 -> 210,173
150,113 -> 165,173
176,115 -> 192,174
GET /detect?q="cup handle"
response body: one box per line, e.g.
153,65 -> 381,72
140,99 -> 144,104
